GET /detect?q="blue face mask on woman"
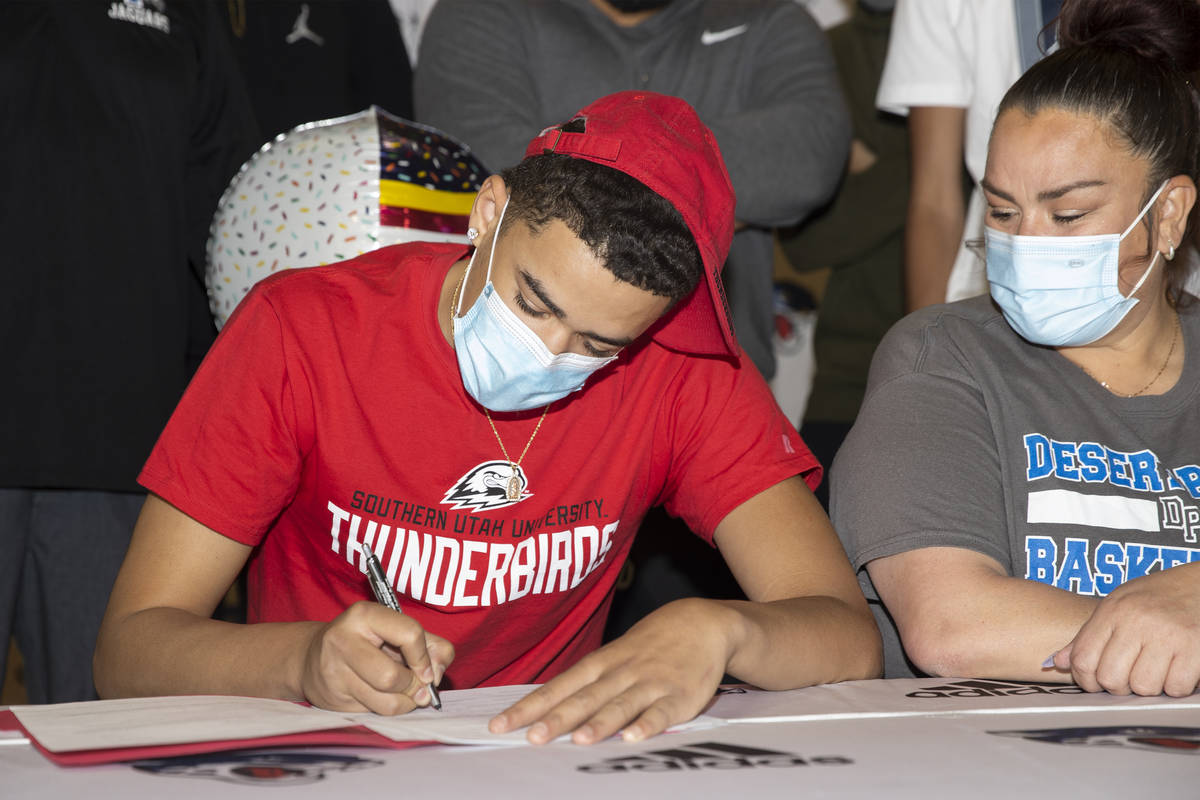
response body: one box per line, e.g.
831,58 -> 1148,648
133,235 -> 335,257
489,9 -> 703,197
452,200 -> 617,412
985,181 -> 1168,347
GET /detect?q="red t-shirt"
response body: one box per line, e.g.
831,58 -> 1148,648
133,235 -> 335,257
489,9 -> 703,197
140,242 -> 818,689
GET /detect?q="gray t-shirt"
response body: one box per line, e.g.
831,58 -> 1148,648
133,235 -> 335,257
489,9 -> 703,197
832,295 -> 1200,678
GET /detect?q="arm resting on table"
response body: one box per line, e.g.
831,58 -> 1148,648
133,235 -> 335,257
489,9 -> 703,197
867,545 -> 1097,681
714,475 -> 882,689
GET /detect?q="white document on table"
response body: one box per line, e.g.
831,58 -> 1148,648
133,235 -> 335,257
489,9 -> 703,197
11,685 -> 727,753
352,684 -> 539,745
350,684 -> 725,745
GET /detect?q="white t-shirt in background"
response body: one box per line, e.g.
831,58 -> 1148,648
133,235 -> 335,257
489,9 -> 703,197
876,0 -> 1021,302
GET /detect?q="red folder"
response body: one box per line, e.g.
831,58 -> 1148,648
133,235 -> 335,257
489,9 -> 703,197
0,709 -> 434,767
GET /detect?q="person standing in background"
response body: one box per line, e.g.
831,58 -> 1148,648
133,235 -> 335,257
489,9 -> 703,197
388,0 -> 438,67
415,0 -> 851,383
223,0 -> 413,146
0,0 -> 259,703
878,0 -> 1060,312
779,0 -> 908,507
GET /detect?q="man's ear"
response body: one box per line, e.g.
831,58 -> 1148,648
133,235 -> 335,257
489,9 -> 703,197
1157,174 -> 1196,257
468,174 -> 511,248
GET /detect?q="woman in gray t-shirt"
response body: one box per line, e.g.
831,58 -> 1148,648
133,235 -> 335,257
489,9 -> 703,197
834,0 -> 1200,697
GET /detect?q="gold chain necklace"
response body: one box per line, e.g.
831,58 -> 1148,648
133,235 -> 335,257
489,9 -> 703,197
450,270 -> 551,501
1080,312 -> 1180,398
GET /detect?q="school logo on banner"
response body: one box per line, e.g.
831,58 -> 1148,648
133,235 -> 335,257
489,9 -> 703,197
989,726 -> 1200,756
131,752 -> 383,785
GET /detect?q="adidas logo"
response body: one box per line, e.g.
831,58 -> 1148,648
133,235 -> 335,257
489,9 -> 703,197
576,741 -> 852,774
906,679 -> 1088,699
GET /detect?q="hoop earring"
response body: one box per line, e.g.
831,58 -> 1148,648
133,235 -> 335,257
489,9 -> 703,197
1166,240 -> 1176,261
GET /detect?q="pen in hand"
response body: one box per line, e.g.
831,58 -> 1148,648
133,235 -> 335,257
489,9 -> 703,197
360,542 -> 443,711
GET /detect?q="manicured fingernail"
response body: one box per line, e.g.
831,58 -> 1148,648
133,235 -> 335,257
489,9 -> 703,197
1041,655 -> 1056,668
574,724 -> 595,744
414,686 -> 431,706
621,726 -> 643,743
529,722 -> 549,743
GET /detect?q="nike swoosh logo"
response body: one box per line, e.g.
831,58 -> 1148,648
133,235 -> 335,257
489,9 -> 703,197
700,24 -> 749,46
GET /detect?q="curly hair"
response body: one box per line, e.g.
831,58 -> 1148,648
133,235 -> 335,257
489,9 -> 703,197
499,120 -> 703,303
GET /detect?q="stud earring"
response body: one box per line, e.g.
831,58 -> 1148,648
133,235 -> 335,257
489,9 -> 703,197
467,227 -> 479,243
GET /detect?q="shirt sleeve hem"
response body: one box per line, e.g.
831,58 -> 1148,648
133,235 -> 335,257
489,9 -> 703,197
876,84 -> 970,115
851,530 -> 1010,574
138,467 -> 266,547
693,457 -> 821,545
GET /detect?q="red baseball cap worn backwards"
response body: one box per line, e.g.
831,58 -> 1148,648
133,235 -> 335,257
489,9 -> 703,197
522,91 -> 738,360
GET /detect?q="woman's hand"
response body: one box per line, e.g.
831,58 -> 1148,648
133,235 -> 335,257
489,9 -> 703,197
488,597 -> 736,744
300,601 -> 455,714
1052,563 -> 1200,697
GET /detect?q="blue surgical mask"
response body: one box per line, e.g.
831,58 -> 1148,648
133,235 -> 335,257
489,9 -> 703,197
452,200 -> 617,412
985,181 -> 1168,347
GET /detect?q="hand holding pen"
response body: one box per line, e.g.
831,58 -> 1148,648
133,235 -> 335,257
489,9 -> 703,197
361,542 -> 444,711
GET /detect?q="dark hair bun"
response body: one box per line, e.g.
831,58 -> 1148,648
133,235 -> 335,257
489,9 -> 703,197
1057,0 -> 1200,75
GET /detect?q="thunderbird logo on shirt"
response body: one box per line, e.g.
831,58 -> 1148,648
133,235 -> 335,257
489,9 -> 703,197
442,460 -> 531,512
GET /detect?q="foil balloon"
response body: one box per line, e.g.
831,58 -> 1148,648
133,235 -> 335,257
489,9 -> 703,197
206,106 -> 489,328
